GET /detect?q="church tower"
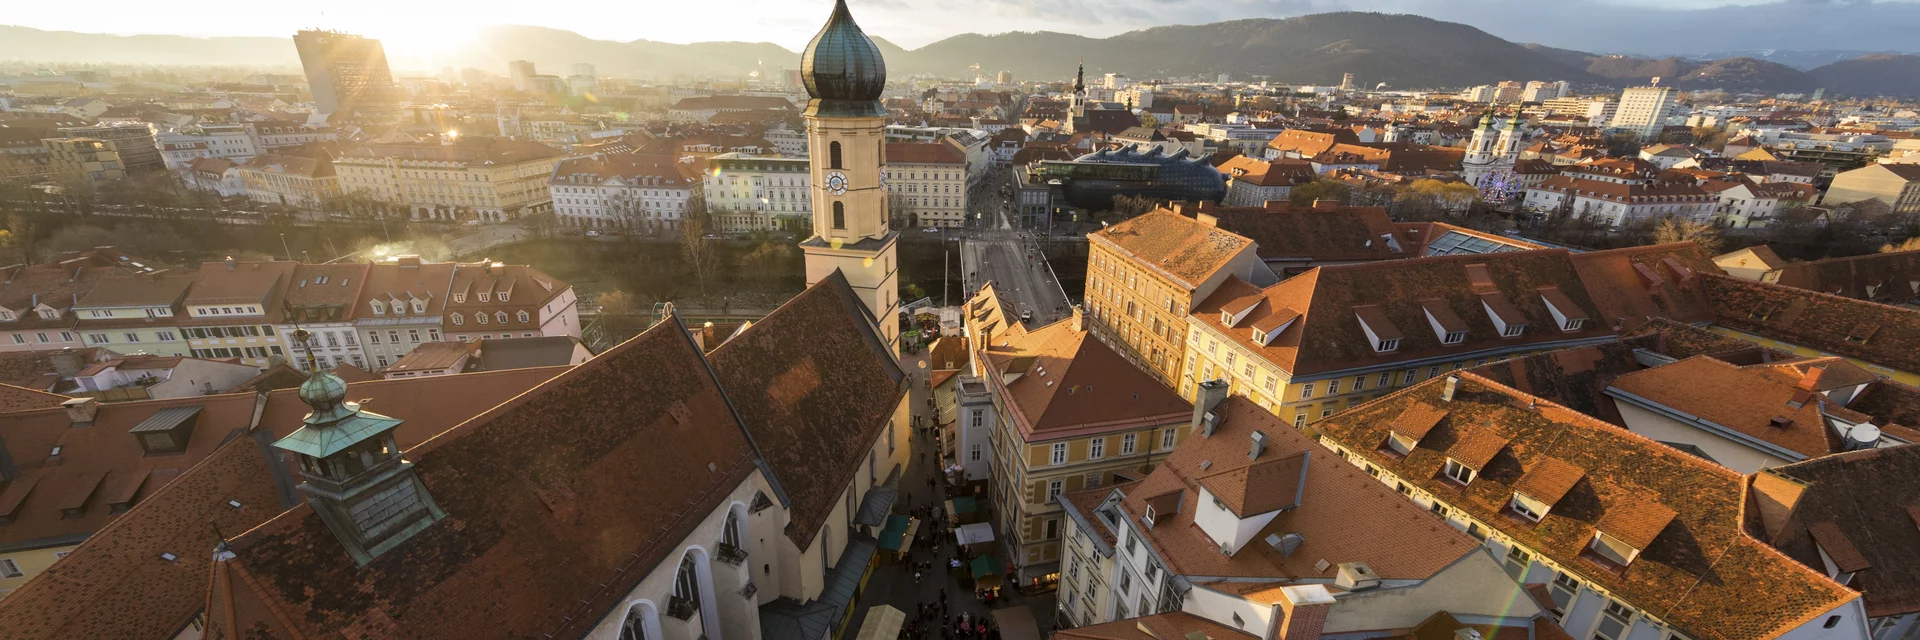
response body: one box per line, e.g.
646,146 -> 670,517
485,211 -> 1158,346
1461,111 -> 1502,187
798,0 -> 900,352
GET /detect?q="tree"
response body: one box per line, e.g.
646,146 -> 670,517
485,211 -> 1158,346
681,214 -> 719,295
1288,180 -> 1350,207
4,214 -> 36,264
597,290 -> 637,317
1653,217 -> 1724,254
1108,194 -> 1158,219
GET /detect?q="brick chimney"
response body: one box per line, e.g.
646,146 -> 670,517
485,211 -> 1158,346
61,397 -> 99,426
1311,199 -> 1339,211
1274,584 -> 1335,640
1196,213 -> 1219,227
1070,305 -> 1086,332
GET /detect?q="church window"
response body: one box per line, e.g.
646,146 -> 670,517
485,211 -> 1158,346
833,202 -> 846,229
830,142 -> 843,169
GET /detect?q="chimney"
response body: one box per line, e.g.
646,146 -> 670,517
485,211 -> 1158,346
1797,367 -> 1825,391
1312,199 -> 1338,211
224,256 -> 236,270
1442,375 -> 1460,402
1274,584 -> 1335,640
1070,305 -> 1086,332
49,348 -> 86,377
488,262 -> 506,276
61,397 -> 99,426
1750,470 -> 1806,542
1249,430 -> 1268,460
1193,379 -> 1229,437
1196,213 -> 1219,227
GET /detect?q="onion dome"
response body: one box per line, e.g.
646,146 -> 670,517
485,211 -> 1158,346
801,0 -> 888,118
297,370 -> 357,426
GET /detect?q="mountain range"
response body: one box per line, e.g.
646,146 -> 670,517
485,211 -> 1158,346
3,13 -> 1919,97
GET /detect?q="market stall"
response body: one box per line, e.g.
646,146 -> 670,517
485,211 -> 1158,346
856,605 -> 905,640
878,514 -> 918,562
947,496 -> 980,525
992,605 -> 1041,640
971,555 -> 1005,590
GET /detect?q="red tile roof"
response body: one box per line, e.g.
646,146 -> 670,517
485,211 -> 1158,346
1608,356 -> 1860,459
1092,208 -> 1255,290
1760,445 -> 1920,617
1312,373 -> 1857,640
205,319 -> 754,639
1199,203 -> 1403,263
1702,273 -> 1920,373
707,272 -> 906,550
981,318 -> 1190,438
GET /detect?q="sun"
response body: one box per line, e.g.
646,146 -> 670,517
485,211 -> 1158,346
370,22 -> 479,61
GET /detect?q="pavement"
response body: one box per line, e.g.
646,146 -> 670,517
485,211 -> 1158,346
841,351 -> 1058,640
960,231 -> 1072,328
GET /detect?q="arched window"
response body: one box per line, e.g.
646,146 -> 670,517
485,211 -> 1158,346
829,141 -> 843,169
673,554 -> 701,614
832,202 -> 845,230
620,605 -> 649,640
723,511 -> 743,550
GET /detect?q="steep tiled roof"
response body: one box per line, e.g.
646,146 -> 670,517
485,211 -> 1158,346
1842,380 -> 1920,431
1760,445 -> 1920,617
1200,203 -> 1403,263
1312,373 -> 1857,640
1608,356 -> 1857,459
708,272 -> 905,549
886,141 -> 967,165
74,273 -> 192,308
0,383 -> 68,412
0,367 -> 565,639
1192,247 -> 1712,377
1218,156 -> 1316,188
1566,243 -> 1719,328
1107,396 -> 1476,580
981,318 -> 1190,438
206,320 -> 753,639
1092,208 -> 1254,290
1265,128 -> 1358,157
1761,250 -> 1920,303
1702,273 -> 1920,373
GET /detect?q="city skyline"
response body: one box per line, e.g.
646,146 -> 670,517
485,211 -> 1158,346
3,0 -> 1918,58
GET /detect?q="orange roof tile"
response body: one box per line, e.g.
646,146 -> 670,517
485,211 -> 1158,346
1092,208 -> 1254,290
982,317 -> 1191,438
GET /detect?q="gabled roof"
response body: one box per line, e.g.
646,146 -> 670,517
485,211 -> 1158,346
205,319 -> 754,639
0,367 -> 565,640
1761,249 -> 1920,303
981,318 -> 1190,439
1200,202 -> 1401,263
1760,445 -> 1920,617
1714,245 -> 1788,271
1312,373 -> 1856,640
708,271 -> 905,550
1101,396 -> 1476,581
1608,355 -> 1860,459
1091,208 -> 1253,290
1703,273 -> 1920,374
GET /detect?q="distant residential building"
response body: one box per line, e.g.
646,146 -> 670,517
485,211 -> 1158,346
73,273 -> 193,358
1217,156 -> 1314,207
1825,164 -> 1920,214
352,256 -> 454,370
183,157 -> 245,197
549,153 -> 701,232
333,137 -> 566,223
1522,80 -> 1563,102
292,30 -> 397,118
279,263 -> 372,371
383,335 -> 590,378
41,138 -> 125,183
705,152 -> 810,233
55,123 -> 160,175
181,259 -> 294,369
235,153 -> 340,210
508,59 -> 535,91
1522,158 -> 1715,226
0,250 -> 158,352
442,261 -> 579,344
667,95 -> 797,123
885,141 -> 969,228
1703,177 -> 1817,228
1611,86 -> 1677,141
763,122 -> 808,157
68,354 -> 260,400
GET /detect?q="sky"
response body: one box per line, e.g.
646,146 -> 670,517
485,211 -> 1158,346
6,0 -> 1919,54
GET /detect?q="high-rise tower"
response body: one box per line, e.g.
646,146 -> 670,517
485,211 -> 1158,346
292,30 -> 397,119
798,0 -> 900,352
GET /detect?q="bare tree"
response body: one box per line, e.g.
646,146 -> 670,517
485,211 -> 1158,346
1653,217 -> 1724,254
681,213 -> 719,295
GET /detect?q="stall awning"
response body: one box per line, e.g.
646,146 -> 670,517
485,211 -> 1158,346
855,464 -> 902,527
955,522 -> 995,546
971,555 -> 1003,579
856,606 -> 906,640
991,606 -> 1041,640
880,514 -> 914,551
760,533 -> 880,640
950,496 -> 977,514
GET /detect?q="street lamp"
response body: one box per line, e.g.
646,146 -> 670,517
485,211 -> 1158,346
279,233 -> 292,261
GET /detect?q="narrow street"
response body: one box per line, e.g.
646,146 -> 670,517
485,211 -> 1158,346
841,351 -> 1056,640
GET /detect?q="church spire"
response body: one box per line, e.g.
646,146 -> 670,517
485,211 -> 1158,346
1074,60 -> 1085,94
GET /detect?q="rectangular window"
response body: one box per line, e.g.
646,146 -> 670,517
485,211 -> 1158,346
368,332 -> 381,344
408,329 -> 422,342
970,444 -> 982,462
1443,459 -> 1475,484
1379,372 -> 1392,388
1045,518 -> 1060,540
1403,369 -> 1418,385
1328,379 -> 1340,395
1300,383 -> 1315,399
1503,545 -> 1533,581
1353,375 -> 1367,391
1161,428 -> 1176,450
1121,433 -> 1136,455
1089,438 -> 1104,459
1051,443 -> 1067,465
1294,412 -> 1307,428
0,558 -> 20,578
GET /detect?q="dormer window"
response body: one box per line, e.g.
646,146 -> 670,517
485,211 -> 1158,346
1252,329 -> 1268,344
412,299 -> 427,313
1376,338 -> 1400,352
478,292 -> 490,303
1512,493 -> 1547,521
476,312 -> 489,325
1502,324 -> 1525,337
0,310 -> 11,321
454,293 -> 466,303
370,300 -> 385,315
517,311 -> 531,323
1220,311 -> 1233,325
1384,431 -> 1416,455
1443,331 -> 1466,344
1442,459 -> 1475,485
1590,532 -> 1639,566
451,312 -> 464,325
39,309 -> 58,320
1563,318 -> 1585,331
1354,306 -> 1402,354
498,292 -> 509,302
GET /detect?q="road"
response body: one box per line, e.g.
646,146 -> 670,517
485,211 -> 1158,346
961,230 -> 1072,328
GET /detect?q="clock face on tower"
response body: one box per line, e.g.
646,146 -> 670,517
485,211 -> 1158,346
825,171 -> 849,195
